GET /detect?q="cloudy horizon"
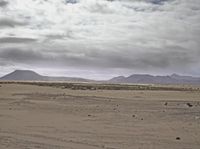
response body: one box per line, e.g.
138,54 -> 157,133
0,0 -> 200,80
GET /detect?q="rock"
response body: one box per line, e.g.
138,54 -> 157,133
176,137 -> 181,140
186,103 -> 193,107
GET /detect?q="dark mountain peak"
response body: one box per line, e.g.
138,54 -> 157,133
0,70 -> 43,81
109,73 -> 200,84
128,74 -> 153,78
109,75 -> 126,83
10,69 -> 41,77
14,69 -> 31,72
13,69 -> 38,74
0,69 -> 92,82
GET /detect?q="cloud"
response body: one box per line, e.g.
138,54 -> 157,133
0,0 -> 200,78
0,18 -> 28,28
138,0 -> 172,5
0,48 -> 45,64
0,43 -> 199,71
0,61 -> 9,66
0,37 -> 37,44
65,0 -> 79,4
0,0 -> 8,7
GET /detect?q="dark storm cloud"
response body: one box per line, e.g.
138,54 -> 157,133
65,0 -> 79,4
145,0 -> 172,5
0,18 -> 28,28
106,0 -> 171,4
0,37 -> 37,44
80,46 -> 198,70
134,50 -> 196,69
0,61 -> 9,66
44,34 -> 65,41
0,44 -> 198,72
0,0 -> 8,7
0,48 -> 45,63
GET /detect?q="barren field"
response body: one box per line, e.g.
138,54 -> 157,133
0,82 -> 200,149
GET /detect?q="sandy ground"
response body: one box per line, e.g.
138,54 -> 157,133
0,83 -> 200,149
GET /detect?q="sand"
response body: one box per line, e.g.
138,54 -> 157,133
0,83 -> 200,149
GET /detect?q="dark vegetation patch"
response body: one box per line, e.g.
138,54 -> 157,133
0,81 -> 199,91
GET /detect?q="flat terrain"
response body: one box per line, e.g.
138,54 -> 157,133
0,82 -> 200,149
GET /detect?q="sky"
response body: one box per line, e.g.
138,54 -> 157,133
0,0 -> 200,80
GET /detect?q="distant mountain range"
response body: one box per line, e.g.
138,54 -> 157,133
1,70 -> 200,84
109,73 -> 200,84
0,70 -> 92,82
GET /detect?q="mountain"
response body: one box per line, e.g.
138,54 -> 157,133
109,74 -> 200,84
0,70 -> 45,81
0,70 -> 92,82
1,70 -> 200,84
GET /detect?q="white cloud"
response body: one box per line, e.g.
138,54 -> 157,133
0,0 -> 200,78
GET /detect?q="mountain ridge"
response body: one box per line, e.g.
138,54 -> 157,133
1,70 -> 200,84
0,70 -> 92,82
109,73 -> 200,84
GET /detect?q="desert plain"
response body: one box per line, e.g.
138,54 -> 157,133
0,82 -> 200,149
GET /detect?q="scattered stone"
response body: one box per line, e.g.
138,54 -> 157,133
91,87 -> 96,90
186,103 -> 193,107
132,115 -> 136,117
88,114 -> 91,117
176,137 -> 181,140
164,102 -> 168,106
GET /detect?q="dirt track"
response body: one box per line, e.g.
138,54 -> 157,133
0,83 -> 200,149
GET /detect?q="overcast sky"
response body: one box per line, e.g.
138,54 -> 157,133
0,0 -> 200,79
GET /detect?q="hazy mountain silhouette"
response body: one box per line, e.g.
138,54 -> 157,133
0,70 -> 92,82
109,73 -> 200,84
1,70 -> 200,84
